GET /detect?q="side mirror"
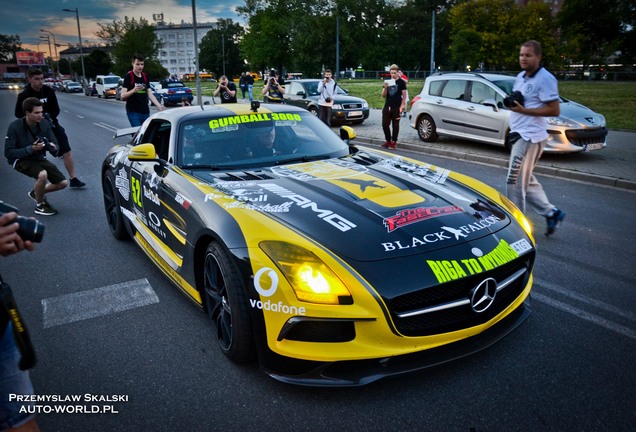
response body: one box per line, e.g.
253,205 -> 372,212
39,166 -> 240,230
128,143 -> 158,161
339,125 -> 358,154
296,91 -> 306,97
483,99 -> 499,112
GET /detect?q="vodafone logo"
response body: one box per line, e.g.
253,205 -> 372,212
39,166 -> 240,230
253,267 -> 279,297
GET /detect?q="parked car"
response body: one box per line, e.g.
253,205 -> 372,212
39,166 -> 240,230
157,79 -> 193,106
102,103 -> 536,386
65,81 -> 83,93
96,74 -> 121,98
284,79 -> 370,125
409,72 -> 608,153
84,82 -> 98,96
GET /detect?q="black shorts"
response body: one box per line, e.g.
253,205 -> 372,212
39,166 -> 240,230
15,159 -> 67,184
48,119 -> 72,156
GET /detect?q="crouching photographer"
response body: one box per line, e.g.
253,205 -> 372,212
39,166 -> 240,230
5,97 -> 68,216
0,206 -> 40,431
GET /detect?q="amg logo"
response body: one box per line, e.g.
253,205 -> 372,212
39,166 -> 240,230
260,183 -> 357,232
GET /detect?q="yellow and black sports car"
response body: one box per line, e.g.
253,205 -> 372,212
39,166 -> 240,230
102,103 -> 536,386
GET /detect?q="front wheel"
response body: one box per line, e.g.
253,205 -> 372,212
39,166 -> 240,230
203,242 -> 254,362
308,106 -> 319,117
102,170 -> 129,240
416,114 -> 438,142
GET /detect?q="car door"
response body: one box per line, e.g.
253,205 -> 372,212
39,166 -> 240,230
129,120 -> 189,271
431,79 -> 471,136
285,81 -> 310,109
461,80 -> 509,145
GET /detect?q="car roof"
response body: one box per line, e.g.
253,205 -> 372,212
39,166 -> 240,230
430,72 -> 515,82
147,102 -> 308,122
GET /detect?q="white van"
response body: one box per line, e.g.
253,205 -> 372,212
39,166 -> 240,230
95,74 -> 122,98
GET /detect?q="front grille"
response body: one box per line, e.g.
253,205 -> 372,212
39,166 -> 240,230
342,103 -> 363,110
388,252 -> 534,337
565,127 -> 608,146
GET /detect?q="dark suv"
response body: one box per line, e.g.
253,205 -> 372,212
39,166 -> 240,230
408,72 -> 607,153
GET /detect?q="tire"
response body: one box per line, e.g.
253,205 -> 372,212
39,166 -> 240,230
308,106 -> 319,117
416,114 -> 438,142
203,242 -> 254,362
102,170 -> 129,240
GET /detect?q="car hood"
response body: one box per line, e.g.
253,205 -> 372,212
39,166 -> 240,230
202,155 -> 511,262
560,99 -> 606,127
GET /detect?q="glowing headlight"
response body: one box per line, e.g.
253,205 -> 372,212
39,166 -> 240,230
499,194 -> 533,238
547,117 -> 576,127
260,242 -> 351,305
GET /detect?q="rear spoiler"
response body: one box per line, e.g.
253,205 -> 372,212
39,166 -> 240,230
113,126 -> 140,139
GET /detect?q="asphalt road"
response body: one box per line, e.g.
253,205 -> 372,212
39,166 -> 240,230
0,90 -> 634,431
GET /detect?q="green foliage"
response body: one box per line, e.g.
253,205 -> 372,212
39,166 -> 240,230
82,49 -> 113,79
558,0 -> 635,67
198,19 -> 245,79
96,17 -> 167,79
0,34 -> 21,63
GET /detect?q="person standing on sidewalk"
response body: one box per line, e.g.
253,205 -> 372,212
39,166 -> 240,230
380,64 -> 407,150
15,68 -> 85,189
317,69 -> 336,127
246,72 -> 255,102
506,40 -> 565,236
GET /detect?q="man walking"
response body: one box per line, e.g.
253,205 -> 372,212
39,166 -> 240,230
15,68 -> 85,189
122,53 -> 164,126
317,69 -> 336,127
506,40 -> 565,236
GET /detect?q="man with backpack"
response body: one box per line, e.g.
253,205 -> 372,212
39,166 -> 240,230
121,53 -> 164,127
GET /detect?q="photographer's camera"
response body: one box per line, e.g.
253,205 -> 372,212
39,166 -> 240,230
38,137 -> 58,157
0,201 -> 45,243
503,91 -> 525,108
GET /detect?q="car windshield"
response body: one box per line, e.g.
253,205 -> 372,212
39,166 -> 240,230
490,78 -> 515,95
177,111 -> 350,169
104,77 -> 120,85
301,81 -> 347,97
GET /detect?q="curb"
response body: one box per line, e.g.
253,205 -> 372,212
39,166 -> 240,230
355,136 -> 636,192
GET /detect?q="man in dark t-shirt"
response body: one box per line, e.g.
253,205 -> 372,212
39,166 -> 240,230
380,64 -> 407,150
121,53 -> 164,126
213,75 -> 238,103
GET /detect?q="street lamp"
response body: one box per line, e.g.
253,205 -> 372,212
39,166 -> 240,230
63,8 -> 86,83
41,29 -> 58,76
39,35 -> 53,73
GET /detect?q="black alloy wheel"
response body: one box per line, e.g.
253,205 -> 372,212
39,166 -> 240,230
102,170 -> 129,240
203,242 -> 254,362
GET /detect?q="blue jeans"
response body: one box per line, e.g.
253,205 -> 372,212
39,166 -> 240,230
0,323 -> 36,429
247,85 -> 254,102
127,111 -> 150,127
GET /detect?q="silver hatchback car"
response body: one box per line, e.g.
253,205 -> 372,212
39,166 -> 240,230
409,72 -> 608,153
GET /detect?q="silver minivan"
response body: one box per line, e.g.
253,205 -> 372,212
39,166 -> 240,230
408,72 -> 607,153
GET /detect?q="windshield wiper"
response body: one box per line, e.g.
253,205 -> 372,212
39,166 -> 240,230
274,154 -> 330,165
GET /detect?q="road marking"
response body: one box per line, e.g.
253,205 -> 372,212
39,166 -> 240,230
535,278 -> 636,322
94,122 -> 118,132
41,278 -> 159,329
533,292 -> 636,341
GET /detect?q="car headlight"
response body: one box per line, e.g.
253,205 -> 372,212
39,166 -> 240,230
547,117 -> 577,127
362,102 -> 369,109
260,241 -> 352,305
498,194 -> 533,239
332,104 -> 343,110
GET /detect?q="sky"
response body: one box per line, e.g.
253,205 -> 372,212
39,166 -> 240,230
4,0 -> 245,54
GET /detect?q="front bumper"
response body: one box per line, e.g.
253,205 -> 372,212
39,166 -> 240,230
266,300 -> 531,386
544,127 -> 608,153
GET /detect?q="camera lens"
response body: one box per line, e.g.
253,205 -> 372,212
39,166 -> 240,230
16,216 -> 45,243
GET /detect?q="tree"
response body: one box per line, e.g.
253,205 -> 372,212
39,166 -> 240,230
96,17 -> 168,78
83,49 -> 113,78
198,19 -> 245,78
559,0 -> 635,68
0,34 -> 21,63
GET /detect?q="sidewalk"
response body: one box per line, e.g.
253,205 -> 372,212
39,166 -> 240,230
352,108 -> 636,191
